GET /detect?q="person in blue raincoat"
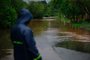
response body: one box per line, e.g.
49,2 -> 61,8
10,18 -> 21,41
11,8 -> 42,60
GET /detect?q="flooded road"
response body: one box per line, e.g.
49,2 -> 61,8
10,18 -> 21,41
0,19 -> 90,60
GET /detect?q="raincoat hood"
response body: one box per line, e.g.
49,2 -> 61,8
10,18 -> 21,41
16,8 -> 33,24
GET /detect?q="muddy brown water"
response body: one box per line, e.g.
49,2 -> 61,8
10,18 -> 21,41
0,19 -> 90,60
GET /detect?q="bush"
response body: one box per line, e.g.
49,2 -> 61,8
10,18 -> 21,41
0,0 -> 27,28
0,7 -> 17,28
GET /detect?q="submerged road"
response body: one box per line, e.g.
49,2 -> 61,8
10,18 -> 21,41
35,26 -> 90,60
1,19 -> 90,60
35,28 -> 62,60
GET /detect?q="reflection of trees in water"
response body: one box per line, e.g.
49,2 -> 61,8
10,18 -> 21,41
58,22 -> 90,35
28,20 -> 48,36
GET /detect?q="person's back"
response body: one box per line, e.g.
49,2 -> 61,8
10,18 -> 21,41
11,8 -> 42,60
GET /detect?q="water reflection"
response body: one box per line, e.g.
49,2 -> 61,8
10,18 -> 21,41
28,19 -> 48,36
58,23 -> 90,35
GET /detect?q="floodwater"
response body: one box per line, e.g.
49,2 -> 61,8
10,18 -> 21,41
0,19 -> 90,60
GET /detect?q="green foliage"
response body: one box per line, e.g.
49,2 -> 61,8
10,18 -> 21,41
46,0 -> 60,16
11,0 -> 27,12
28,2 -> 46,19
50,0 -> 90,22
0,7 -> 17,28
44,4 -> 52,16
0,0 -> 16,28
0,0 -> 27,28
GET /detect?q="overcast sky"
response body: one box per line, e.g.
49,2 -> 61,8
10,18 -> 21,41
23,0 -> 51,3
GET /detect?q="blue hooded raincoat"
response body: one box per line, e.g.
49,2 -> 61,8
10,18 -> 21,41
11,8 -> 42,60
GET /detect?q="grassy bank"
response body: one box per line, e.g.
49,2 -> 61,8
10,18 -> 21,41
57,15 -> 90,31
72,22 -> 90,31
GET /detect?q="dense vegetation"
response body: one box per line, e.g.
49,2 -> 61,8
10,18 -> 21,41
28,1 -> 46,19
50,0 -> 90,23
0,0 -> 46,28
0,0 -> 16,28
0,0 -> 27,28
0,0 -> 90,28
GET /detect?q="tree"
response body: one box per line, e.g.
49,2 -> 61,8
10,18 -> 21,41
0,0 -> 27,28
50,0 -> 90,22
28,1 -> 46,19
11,0 -> 27,12
0,0 -> 17,28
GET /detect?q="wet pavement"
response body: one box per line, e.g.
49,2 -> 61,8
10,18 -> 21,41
54,47 -> 90,60
35,28 -> 61,60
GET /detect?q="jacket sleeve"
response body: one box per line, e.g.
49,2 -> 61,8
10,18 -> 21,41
24,29 -> 41,59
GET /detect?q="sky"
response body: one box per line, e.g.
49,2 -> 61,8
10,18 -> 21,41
23,0 -> 51,3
